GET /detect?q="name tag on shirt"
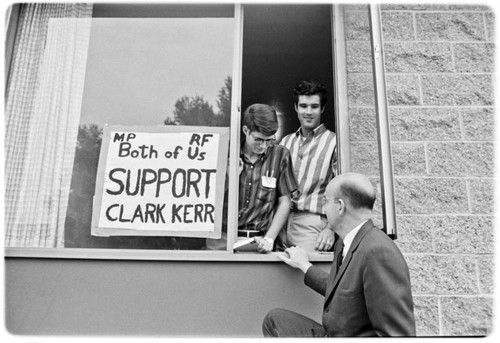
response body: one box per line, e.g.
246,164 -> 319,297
261,175 -> 276,189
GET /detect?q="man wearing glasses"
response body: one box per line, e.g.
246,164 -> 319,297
279,80 -> 338,252
237,103 -> 299,253
263,173 -> 416,337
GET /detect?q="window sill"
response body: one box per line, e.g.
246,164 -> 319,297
4,247 -> 334,262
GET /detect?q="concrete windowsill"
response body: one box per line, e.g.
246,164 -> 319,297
4,247 -> 334,262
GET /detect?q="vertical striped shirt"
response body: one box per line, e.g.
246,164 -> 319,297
238,144 -> 298,232
279,124 -> 337,215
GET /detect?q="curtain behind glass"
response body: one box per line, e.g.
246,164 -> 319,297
4,3 -> 93,247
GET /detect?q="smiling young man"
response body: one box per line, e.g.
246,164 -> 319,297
279,80 -> 338,252
237,103 -> 299,253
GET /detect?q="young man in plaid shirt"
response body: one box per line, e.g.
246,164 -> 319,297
237,103 -> 299,253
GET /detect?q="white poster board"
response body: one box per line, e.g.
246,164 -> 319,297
92,125 -> 229,238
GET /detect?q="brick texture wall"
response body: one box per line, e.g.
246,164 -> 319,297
344,4 -> 495,336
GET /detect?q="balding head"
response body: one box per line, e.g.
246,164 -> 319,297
326,172 -> 376,211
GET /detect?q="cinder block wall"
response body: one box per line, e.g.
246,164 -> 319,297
345,4 -> 495,336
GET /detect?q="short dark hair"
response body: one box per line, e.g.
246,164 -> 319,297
293,80 -> 328,109
242,103 -> 278,137
338,182 -> 376,210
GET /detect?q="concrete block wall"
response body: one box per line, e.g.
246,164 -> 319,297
345,4 -> 495,336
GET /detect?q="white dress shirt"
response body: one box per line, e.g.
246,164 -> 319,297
342,220 -> 368,259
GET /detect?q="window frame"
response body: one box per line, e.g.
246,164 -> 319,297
5,3 -> 396,261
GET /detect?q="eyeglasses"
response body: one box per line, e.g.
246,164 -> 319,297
250,132 -> 276,146
322,197 -> 341,205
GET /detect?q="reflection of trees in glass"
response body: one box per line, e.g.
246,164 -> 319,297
76,124 -> 103,159
165,76 -> 231,127
216,76 -> 232,122
65,124 -> 103,247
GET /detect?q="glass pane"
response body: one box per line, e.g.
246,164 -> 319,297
65,12 -> 234,250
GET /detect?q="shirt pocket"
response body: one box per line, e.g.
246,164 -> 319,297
256,184 -> 275,203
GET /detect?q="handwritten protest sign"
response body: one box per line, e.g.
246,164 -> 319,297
92,125 -> 229,238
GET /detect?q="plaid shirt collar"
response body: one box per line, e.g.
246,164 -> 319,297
240,145 -> 270,163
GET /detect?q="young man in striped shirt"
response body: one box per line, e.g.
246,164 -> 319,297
237,103 -> 299,253
279,80 -> 338,252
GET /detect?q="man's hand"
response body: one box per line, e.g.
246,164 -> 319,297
315,228 -> 335,251
278,246 -> 312,273
256,237 -> 274,253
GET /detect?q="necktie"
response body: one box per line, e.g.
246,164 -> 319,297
336,242 -> 344,274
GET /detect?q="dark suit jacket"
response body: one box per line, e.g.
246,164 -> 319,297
304,220 -> 416,336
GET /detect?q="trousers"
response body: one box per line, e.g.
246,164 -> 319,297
286,211 -> 328,251
262,308 -> 327,337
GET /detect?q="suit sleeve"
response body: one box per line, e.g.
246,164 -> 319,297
362,244 -> 416,336
304,265 -> 330,296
